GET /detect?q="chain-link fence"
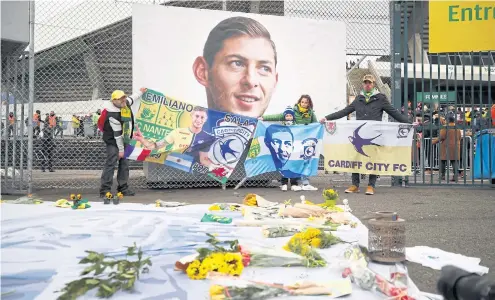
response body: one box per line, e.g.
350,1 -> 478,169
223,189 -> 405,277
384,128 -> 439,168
2,0 -> 394,193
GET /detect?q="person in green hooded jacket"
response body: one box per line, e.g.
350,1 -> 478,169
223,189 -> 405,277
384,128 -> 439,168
259,95 -> 319,191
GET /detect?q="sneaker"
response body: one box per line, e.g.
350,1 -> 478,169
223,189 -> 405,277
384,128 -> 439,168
301,184 -> 318,191
291,185 -> 302,191
118,189 -> 135,196
365,186 -> 375,195
345,185 -> 359,193
280,184 -> 288,191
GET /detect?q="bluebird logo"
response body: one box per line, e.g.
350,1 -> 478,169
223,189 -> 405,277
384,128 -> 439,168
300,138 -> 318,160
348,123 -> 382,157
219,139 -> 239,161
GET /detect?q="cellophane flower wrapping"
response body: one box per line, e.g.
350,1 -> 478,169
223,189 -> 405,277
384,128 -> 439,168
261,225 -> 302,238
239,245 -> 312,268
341,244 -> 416,300
209,278 -> 289,300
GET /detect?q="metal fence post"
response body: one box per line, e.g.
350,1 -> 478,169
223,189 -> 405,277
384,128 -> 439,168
390,1 -> 402,186
27,0 -> 35,194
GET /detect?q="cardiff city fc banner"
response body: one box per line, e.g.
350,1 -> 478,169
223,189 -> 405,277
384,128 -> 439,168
323,120 -> 414,176
244,122 -> 324,178
126,89 -> 256,183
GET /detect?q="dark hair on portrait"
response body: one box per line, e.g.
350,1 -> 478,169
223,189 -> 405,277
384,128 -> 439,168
297,94 -> 313,109
203,16 -> 277,68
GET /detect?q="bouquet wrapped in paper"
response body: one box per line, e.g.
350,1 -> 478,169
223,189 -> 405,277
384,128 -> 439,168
239,245 -> 318,268
261,225 -> 302,238
208,274 -> 353,299
243,194 -> 278,208
342,244 -> 416,300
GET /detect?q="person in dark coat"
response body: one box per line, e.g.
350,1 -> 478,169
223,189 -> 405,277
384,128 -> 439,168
320,74 -> 414,195
40,120 -> 55,172
433,113 -> 461,182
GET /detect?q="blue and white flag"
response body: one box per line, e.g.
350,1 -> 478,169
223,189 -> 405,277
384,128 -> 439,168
244,122 -> 324,178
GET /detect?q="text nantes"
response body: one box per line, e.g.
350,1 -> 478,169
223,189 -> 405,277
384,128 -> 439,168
143,92 -> 194,112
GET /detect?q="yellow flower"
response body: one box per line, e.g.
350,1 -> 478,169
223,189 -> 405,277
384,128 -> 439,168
283,244 -> 290,251
76,194 -> 82,200
209,285 -> 225,296
186,260 -> 206,280
307,215 -> 315,221
209,204 -> 221,211
310,238 -> 322,248
224,252 -> 235,263
70,194 -> 76,200
116,192 -> 124,199
105,192 -> 113,199
304,200 -> 315,205
304,228 -> 321,240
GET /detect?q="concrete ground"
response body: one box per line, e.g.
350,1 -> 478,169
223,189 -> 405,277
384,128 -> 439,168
2,185 -> 494,295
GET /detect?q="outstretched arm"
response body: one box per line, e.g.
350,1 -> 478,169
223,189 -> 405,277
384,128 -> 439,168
382,100 -> 410,123
324,102 -> 356,121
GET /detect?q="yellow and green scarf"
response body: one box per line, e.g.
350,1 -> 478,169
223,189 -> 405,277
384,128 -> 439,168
297,104 -> 311,118
121,106 -> 132,144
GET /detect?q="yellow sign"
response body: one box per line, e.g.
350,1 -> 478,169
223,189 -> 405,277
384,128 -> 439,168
429,1 -> 495,53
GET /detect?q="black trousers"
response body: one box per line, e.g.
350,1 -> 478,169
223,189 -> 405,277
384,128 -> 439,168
41,140 -> 55,171
440,160 -> 458,181
100,143 -> 130,195
352,173 -> 377,188
281,177 -> 298,185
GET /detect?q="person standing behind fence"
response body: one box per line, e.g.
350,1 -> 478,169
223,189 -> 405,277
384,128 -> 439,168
92,109 -> 101,137
432,114 -> 461,182
72,115 -> 80,136
320,74 -> 413,195
33,110 -> 41,138
8,112 -> 15,137
260,94 -> 319,191
98,88 -> 146,200
54,116 -> 64,138
40,117 -> 56,172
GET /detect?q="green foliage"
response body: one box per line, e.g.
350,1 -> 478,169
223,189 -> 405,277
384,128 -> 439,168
196,233 -> 240,261
56,243 -> 151,300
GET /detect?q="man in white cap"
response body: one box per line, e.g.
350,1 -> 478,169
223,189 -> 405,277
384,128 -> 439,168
98,87 -> 146,201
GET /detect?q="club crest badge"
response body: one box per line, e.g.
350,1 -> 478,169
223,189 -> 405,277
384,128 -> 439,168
325,121 -> 337,135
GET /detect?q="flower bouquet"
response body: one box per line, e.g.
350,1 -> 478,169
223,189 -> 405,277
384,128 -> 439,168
209,203 -> 242,212
285,227 -> 342,250
208,274 -> 353,299
320,189 -> 344,212
261,225 -> 302,238
239,244 -> 320,268
104,192 -> 123,205
175,234 -> 244,280
70,194 -> 91,209
243,193 -> 278,208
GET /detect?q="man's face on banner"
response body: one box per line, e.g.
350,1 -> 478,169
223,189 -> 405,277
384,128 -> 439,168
191,110 -> 207,130
194,36 -> 278,118
269,131 -> 293,165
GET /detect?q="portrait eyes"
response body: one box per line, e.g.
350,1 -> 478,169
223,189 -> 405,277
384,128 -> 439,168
227,60 -> 272,75
284,141 -> 292,147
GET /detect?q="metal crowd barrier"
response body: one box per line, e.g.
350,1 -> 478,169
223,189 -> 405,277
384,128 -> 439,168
420,136 -> 473,172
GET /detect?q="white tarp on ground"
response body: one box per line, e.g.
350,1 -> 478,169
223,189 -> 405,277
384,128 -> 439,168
1,202 -> 428,300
